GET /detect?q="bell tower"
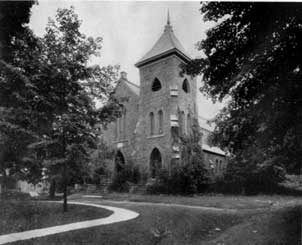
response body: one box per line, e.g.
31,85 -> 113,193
134,12 -> 197,173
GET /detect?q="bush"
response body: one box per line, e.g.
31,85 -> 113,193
0,190 -> 31,200
108,164 -> 141,192
146,164 -> 208,195
207,156 -> 287,195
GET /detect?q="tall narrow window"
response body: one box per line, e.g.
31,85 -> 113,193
118,118 -> 122,139
123,109 -> 127,139
150,112 -> 154,135
152,78 -> 162,92
187,113 -> 191,135
114,121 -> 118,140
158,110 -> 163,134
180,111 -> 185,135
182,79 -> 190,93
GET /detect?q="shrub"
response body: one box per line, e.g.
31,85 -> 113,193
146,164 -> 208,195
0,190 -> 31,200
108,164 -> 141,192
207,155 -> 287,195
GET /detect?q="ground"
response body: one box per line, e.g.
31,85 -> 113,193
0,199 -> 112,235
2,194 -> 301,245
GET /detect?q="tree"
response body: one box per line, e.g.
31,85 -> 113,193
183,3 -> 302,189
26,7 -> 120,211
0,1 -> 35,60
179,119 -> 208,192
0,1 -> 37,190
88,139 -> 115,185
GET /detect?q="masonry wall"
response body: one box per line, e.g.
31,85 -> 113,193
101,79 -> 140,169
132,55 -> 198,174
101,55 -> 227,179
203,152 -> 227,177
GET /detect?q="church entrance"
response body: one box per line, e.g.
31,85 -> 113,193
150,148 -> 162,178
115,151 -> 125,172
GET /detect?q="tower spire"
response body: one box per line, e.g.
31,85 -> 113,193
164,9 -> 173,32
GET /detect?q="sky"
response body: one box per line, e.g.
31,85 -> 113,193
29,1 -> 224,119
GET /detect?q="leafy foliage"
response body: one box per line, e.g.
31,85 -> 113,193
26,8 -> 120,209
0,6 -> 121,210
0,1 -> 38,184
180,120 -> 208,191
147,121 -> 208,195
108,164 -> 141,192
88,139 -> 115,185
0,1 -> 35,60
184,3 -> 302,190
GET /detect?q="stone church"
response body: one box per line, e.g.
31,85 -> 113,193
102,15 -> 226,178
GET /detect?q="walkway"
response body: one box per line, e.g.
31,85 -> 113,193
87,199 -> 239,213
0,201 -> 139,245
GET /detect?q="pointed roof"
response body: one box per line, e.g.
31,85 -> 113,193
115,72 -> 140,96
135,12 -> 191,68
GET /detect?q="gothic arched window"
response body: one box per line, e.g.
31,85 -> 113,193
150,112 -> 154,135
152,78 -> 162,92
182,79 -> 190,93
158,110 -> 163,134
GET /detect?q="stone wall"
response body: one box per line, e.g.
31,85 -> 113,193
101,56 -> 226,179
203,152 -> 227,177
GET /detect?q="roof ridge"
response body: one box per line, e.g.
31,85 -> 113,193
124,79 -> 140,88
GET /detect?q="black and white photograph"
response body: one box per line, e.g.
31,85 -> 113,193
0,1 -> 301,244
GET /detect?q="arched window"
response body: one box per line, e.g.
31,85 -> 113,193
182,79 -> 190,93
152,78 -> 162,92
215,159 -> 219,174
187,113 -> 191,135
150,148 -> 162,178
150,112 -> 154,135
115,151 -> 125,172
158,110 -> 163,134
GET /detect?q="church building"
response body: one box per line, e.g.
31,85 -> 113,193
102,14 -> 227,178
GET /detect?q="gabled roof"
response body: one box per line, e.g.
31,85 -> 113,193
135,14 -> 191,68
115,77 -> 140,96
202,144 -> 226,156
124,80 -> 140,96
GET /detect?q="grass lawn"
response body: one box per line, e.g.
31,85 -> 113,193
0,199 -> 112,235
14,201 -> 246,245
86,192 -> 302,210
205,206 -> 302,245
5,194 -> 301,245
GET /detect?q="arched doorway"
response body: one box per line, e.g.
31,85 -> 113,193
115,151 -> 125,172
150,148 -> 162,178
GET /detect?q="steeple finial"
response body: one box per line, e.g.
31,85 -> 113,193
164,9 -> 173,32
167,9 -> 170,25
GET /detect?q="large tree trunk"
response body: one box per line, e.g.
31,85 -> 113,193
63,181 -> 68,212
49,178 -> 56,199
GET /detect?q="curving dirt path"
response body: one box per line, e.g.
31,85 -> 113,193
0,201 -> 139,245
